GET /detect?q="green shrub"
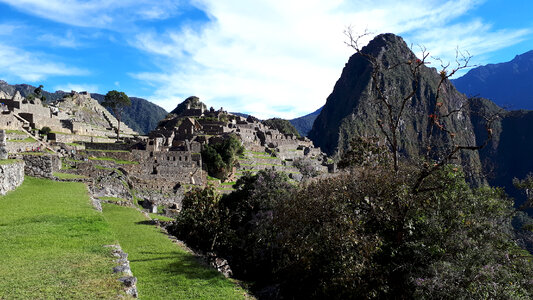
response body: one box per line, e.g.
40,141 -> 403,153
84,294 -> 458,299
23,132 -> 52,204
201,134 -> 244,179
40,126 -> 52,135
171,185 -> 222,251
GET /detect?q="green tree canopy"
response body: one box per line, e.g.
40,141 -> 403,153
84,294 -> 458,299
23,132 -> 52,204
102,90 -> 131,140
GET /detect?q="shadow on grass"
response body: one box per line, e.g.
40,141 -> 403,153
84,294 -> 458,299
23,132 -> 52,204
131,251 -> 219,281
135,220 -> 156,226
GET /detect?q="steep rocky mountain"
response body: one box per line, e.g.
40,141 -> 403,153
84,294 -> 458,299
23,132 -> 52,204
0,81 -> 167,135
452,50 -> 533,110
289,107 -> 322,136
308,33 -> 482,179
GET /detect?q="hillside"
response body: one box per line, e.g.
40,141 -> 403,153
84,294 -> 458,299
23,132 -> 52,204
263,118 -> 300,137
0,81 -> 167,135
452,50 -> 533,110
289,107 -> 322,136
91,93 -> 167,135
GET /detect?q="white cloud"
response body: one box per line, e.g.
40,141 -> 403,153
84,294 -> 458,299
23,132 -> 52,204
0,0 -> 181,29
0,24 -> 19,35
53,83 -> 99,93
130,0 -> 529,118
38,30 -> 80,48
0,44 -> 87,82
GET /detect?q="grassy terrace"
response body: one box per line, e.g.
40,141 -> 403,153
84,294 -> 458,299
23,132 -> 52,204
102,203 -> 246,299
0,158 -> 21,165
89,157 -> 139,165
5,129 -> 26,134
7,137 -> 38,143
0,177 -> 124,299
53,172 -> 88,180
87,149 -> 131,153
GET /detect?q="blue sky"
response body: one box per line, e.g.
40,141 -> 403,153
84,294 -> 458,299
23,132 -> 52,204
0,0 -> 531,119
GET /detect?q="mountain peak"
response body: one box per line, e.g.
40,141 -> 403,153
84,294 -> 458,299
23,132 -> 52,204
171,96 -> 207,115
359,33 -> 413,60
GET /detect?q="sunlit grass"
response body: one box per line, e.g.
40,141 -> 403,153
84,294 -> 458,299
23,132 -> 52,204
0,177 -> 124,299
102,203 -> 247,299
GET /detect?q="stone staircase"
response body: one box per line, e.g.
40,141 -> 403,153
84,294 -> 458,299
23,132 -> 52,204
102,110 -> 137,137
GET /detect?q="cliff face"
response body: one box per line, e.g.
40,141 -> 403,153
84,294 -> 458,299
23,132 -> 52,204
308,33 -> 482,179
470,97 -> 533,208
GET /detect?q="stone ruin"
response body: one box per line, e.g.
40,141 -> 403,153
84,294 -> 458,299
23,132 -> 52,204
0,90 -> 138,148
0,92 -> 332,217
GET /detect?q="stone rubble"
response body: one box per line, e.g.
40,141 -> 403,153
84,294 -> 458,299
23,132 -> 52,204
104,244 -> 138,298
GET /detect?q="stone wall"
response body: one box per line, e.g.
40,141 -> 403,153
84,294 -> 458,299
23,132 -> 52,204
0,112 -> 24,130
19,154 -> 61,178
6,141 -> 41,153
0,159 -> 24,195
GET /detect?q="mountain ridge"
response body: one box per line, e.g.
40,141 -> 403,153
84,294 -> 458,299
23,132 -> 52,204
452,50 -> 533,109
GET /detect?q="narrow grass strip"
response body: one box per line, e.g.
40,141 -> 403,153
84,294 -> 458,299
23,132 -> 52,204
0,177 -> 124,299
102,203 -> 246,300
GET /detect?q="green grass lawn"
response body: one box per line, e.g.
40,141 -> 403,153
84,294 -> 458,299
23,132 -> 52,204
102,203 -> 247,300
0,177 -> 125,299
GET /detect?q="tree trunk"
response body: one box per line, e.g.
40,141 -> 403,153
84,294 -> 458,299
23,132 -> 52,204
117,118 -> 121,141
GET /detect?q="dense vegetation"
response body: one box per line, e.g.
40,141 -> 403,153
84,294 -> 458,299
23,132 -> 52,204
201,134 -> 245,180
172,158 -> 533,299
262,118 -> 300,137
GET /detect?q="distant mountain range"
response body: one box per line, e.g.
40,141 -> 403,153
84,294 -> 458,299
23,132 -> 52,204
289,107 -> 322,137
0,81 -> 167,135
452,50 -> 533,110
